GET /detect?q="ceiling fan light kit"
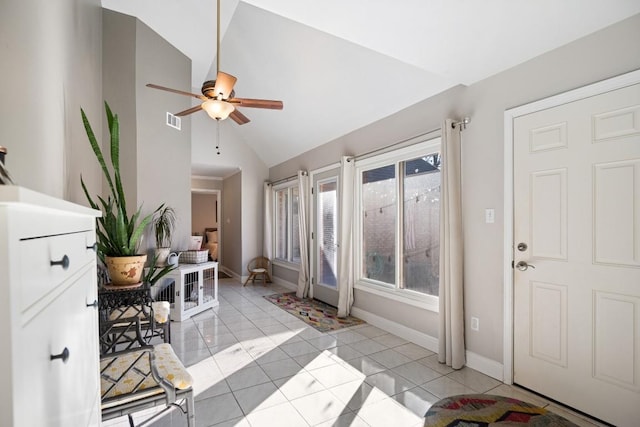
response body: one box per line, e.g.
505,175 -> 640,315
202,99 -> 235,120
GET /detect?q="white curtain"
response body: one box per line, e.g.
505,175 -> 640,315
263,182 -> 274,278
296,171 -> 310,298
337,156 -> 355,317
438,119 -> 465,369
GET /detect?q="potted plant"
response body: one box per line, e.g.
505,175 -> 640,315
80,102 -> 157,286
142,252 -> 176,290
153,205 -> 176,266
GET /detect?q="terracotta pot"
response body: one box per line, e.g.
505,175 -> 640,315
105,254 -> 147,286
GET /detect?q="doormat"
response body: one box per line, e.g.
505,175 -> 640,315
263,292 -> 365,332
424,394 -> 578,426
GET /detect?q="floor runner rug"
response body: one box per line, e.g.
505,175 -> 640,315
263,292 -> 365,332
424,394 -> 578,426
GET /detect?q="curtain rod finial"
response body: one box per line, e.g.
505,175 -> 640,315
452,117 -> 471,130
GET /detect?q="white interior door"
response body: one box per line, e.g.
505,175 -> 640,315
513,83 -> 640,426
311,168 -> 340,307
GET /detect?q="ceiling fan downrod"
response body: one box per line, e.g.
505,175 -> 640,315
216,0 -> 221,76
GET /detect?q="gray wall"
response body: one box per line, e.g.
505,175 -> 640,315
223,171 -> 242,274
0,0 -> 103,202
269,14 -> 640,364
103,10 -> 192,254
192,192 -> 217,234
134,18 -> 192,252
241,161 -> 266,272
272,264 -> 299,286
102,10 -> 137,212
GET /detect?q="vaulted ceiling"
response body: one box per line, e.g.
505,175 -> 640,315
102,0 -> 640,168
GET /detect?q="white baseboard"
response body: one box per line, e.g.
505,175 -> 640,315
219,265 -> 241,280
465,351 -> 504,381
222,270 -> 237,278
350,307 -> 439,353
351,306 -> 504,381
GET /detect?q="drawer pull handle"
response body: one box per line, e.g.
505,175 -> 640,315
87,242 -> 98,252
50,347 -> 70,363
87,300 -> 98,308
50,255 -> 70,270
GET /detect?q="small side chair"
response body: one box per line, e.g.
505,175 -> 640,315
243,256 -> 272,286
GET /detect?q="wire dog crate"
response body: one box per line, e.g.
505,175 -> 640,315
153,261 -> 218,321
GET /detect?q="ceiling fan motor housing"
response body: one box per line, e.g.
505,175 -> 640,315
201,80 -> 234,100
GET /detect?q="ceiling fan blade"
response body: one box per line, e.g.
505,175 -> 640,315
228,98 -> 283,110
213,71 -> 237,99
229,109 -> 250,125
147,83 -> 207,101
175,105 -> 203,117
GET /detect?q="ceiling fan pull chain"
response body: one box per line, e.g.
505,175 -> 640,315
216,118 -> 221,155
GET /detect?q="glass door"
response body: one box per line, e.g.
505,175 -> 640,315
312,168 -> 340,307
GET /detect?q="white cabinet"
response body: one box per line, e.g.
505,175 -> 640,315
0,186 -> 101,427
159,262 -> 219,321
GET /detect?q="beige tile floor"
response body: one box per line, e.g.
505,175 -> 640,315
103,279 -> 607,427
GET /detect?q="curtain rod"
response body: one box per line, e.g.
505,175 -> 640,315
347,116 -> 470,163
268,170 -> 307,186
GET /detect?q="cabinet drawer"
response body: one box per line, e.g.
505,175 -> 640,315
15,266 -> 100,426
20,231 -> 97,311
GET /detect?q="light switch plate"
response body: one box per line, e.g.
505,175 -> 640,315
485,208 -> 495,224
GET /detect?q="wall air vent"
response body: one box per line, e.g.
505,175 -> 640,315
166,112 -> 181,130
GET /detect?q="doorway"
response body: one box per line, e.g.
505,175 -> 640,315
311,167 -> 340,307
505,71 -> 640,427
191,189 -> 221,261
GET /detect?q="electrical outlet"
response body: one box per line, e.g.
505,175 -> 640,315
471,317 -> 479,331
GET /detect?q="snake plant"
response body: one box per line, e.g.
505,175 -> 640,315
80,101 -> 158,260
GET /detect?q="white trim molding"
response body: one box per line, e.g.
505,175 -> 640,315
502,69 -> 640,385
466,351 -> 504,382
218,265 -> 236,279
351,307 -> 504,380
351,307 -> 439,352
191,175 -> 223,181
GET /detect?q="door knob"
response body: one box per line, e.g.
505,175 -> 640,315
517,242 -> 528,252
515,261 -> 535,271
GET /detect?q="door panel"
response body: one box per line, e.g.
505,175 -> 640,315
594,159 -> 640,267
530,168 -> 567,260
312,168 -> 339,307
513,83 -> 640,427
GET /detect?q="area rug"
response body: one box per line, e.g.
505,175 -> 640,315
263,292 -> 365,332
424,394 -> 578,426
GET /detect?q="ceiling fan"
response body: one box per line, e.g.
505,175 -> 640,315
146,0 -> 283,125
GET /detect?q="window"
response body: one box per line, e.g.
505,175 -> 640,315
274,183 -> 300,264
357,138 -> 441,301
